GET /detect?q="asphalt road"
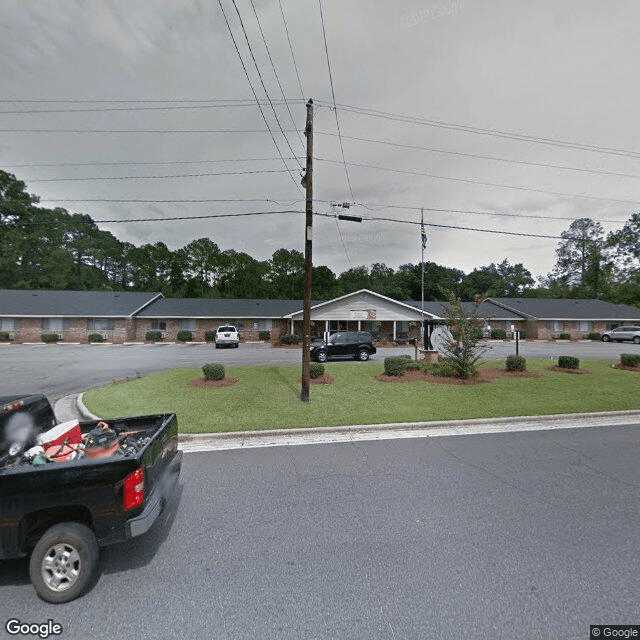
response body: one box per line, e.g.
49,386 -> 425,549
2,424 -> 640,639
2,340 -> 639,404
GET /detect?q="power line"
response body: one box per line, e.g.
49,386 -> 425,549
0,127 -> 297,134
41,197 -> 303,204
318,131 -> 640,181
0,98 -> 259,103
218,0 -> 301,190
93,209 -> 303,223
2,156 -> 301,168
316,157 -> 640,207
248,0 -> 305,149
317,0 -> 354,202
230,0 -> 303,168
25,169 -> 295,183
315,101 -> 640,161
277,0 -> 305,99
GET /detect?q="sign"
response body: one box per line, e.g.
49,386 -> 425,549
430,325 -> 453,356
350,309 -> 376,320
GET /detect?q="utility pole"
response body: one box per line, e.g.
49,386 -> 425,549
421,207 -> 426,349
301,99 -> 314,403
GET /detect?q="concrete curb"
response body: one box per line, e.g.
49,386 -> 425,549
76,394 -> 100,421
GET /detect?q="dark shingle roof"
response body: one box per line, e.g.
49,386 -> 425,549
403,300 -> 522,320
137,297 -> 318,318
0,290 -> 162,317
489,297 -> 640,320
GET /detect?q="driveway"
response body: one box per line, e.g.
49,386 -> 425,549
1,340 -> 638,404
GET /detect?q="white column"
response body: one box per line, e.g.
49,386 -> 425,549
393,321 -> 397,340
357,320 -> 361,330
290,318 -> 294,334
325,320 -> 329,333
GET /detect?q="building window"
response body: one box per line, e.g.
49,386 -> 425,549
252,319 -> 272,331
547,320 -> 564,332
151,320 -> 167,331
0,318 -> 20,330
578,320 -> 592,333
87,318 -> 115,331
232,320 -> 245,331
181,319 -> 196,331
42,318 -> 70,332
396,321 -> 409,333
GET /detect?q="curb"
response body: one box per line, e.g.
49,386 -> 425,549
76,394 -> 100,421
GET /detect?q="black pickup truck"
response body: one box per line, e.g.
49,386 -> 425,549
0,394 -> 182,603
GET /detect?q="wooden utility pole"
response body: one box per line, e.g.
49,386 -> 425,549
301,98 -> 314,403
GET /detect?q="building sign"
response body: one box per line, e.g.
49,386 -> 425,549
350,309 -> 376,320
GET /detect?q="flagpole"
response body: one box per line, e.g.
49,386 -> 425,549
421,207 -> 425,348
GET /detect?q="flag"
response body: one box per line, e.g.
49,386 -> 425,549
421,224 -> 427,249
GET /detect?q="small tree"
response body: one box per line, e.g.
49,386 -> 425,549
438,293 -> 487,379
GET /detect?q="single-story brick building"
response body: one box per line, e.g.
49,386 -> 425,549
1,288 -> 639,343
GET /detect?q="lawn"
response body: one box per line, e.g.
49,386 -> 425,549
82,359 -> 640,434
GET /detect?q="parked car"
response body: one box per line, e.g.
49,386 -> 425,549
601,326 -> 640,343
215,325 -> 239,348
310,331 -> 377,362
0,394 -> 182,603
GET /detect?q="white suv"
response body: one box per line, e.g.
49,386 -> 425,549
215,325 -> 239,348
601,326 -> 640,344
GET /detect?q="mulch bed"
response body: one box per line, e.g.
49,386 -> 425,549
299,374 -> 335,385
613,364 -> 640,373
547,365 -> 591,375
375,367 -> 542,385
188,377 -> 240,389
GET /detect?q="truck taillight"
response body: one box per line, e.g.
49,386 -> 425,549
123,468 -> 145,510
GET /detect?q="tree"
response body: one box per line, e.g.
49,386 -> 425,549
266,249 -> 305,298
460,259 -> 534,299
607,212 -> 640,277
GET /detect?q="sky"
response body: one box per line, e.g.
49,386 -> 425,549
2,0 -> 640,281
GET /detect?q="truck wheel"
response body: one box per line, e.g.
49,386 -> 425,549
316,351 -> 327,363
29,522 -> 98,604
357,349 -> 370,361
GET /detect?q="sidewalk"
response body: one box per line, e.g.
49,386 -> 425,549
55,392 -> 640,453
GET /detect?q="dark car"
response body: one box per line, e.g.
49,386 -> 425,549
310,331 -> 377,362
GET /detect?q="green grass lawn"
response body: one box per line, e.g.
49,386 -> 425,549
82,359 -> 640,434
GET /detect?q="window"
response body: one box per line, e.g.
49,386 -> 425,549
87,318 -> 115,331
232,320 -> 245,331
578,320 -> 592,333
252,319 -> 272,331
42,318 -> 70,331
396,321 -> 409,333
151,320 -> 167,331
181,319 -> 196,331
329,333 -> 346,344
547,320 -> 564,332
0,318 -> 19,331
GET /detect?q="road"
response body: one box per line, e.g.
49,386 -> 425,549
2,424 -> 639,639
2,340 -> 639,404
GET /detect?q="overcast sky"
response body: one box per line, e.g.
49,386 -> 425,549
2,0 -> 640,280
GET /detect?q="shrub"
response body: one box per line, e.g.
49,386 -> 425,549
145,330 -> 163,341
259,330 -> 271,341
88,333 -> 104,343
176,330 -> 193,342
202,363 -> 225,381
41,333 -> 59,343
309,362 -> 325,379
620,353 -> 640,368
0,330 -> 11,342
491,329 -> 507,339
428,359 -> 457,378
506,355 -> 526,372
559,332 -> 571,340
587,332 -> 601,340
204,331 -> 216,342
558,355 -> 579,369
517,330 -> 526,339
405,360 -> 421,371
280,334 -> 300,345
384,356 -> 408,377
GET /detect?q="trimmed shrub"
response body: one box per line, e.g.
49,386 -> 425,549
176,330 -> 193,342
145,330 -> 163,341
405,360 -> 421,371
491,329 -> 507,339
259,330 -> 271,341
281,334 -> 300,345
88,333 -> 104,343
587,332 -> 601,340
559,332 -> 571,340
41,333 -> 59,343
202,363 -> 225,381
204,331 -> 216,342
620,353 -> 640,368
428,359 -> 457,378
309,362 -> 325,379
0,330 -> 11,342
558,355 -> 580,369
506,355 -> 526,372
384,356 -> 408,377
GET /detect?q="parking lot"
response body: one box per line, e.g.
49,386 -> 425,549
1,340 -> 638,403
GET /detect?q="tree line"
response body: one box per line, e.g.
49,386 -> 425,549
1,170 -> 640,304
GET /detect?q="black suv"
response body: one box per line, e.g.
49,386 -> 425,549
310,331 -> 377,362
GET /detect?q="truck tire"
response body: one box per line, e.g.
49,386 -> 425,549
29,522 -> 99,604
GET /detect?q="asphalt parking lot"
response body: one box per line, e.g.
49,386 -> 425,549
1,340 -> 638,403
